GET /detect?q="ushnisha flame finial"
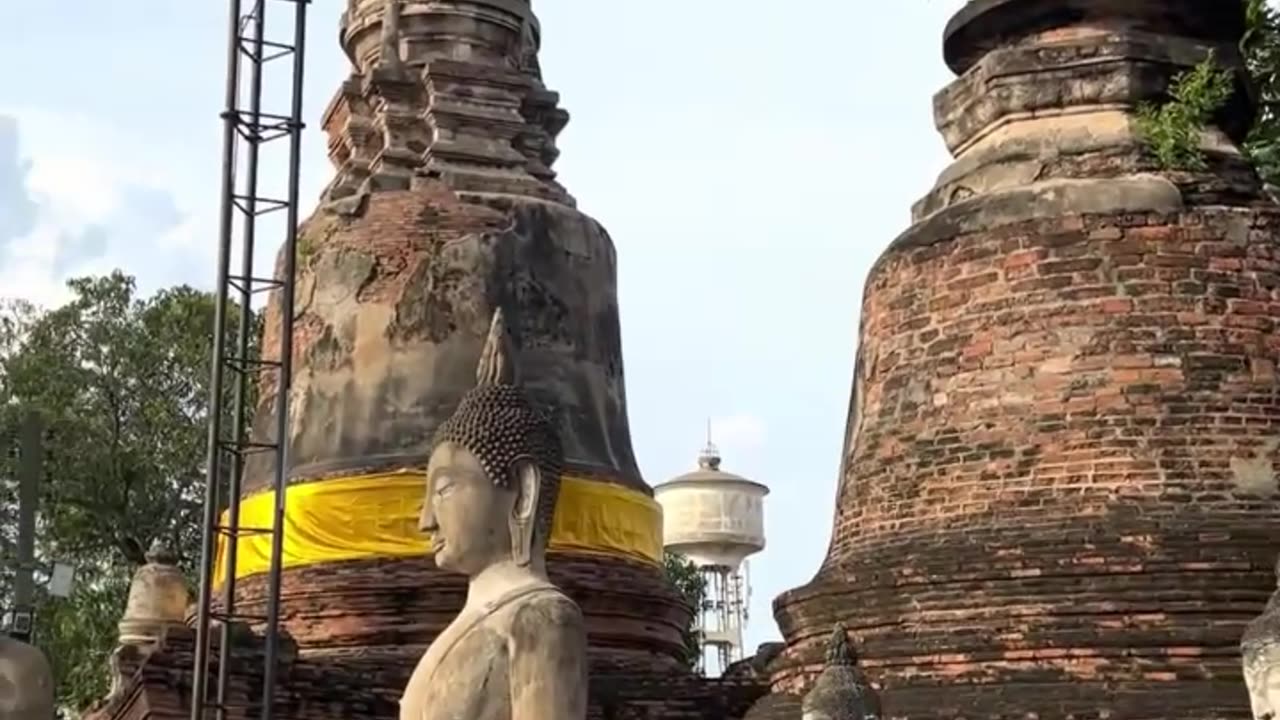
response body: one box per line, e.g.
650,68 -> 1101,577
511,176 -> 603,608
476,307 -> 519,387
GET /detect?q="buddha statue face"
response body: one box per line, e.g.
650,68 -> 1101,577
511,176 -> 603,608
417,308 -> 563,578
420,441 -> 543,575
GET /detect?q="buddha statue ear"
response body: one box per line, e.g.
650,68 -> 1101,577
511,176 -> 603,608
510,460 -> 541,567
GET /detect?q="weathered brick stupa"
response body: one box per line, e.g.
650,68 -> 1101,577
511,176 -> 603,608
218,0 -> 691,674
762,0 -> 1280,718
88,3 -> 772,718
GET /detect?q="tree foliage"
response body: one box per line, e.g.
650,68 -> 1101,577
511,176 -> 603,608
1135,52 -> 1235,171
1135,0 -> 1280,182
1244,0 -> 1280,184
0,271 -> 258,713
662,551 -> 708,672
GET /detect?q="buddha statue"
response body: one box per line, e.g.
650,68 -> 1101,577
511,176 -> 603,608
0,631 -> 55,720
802,625 -> 882,720
400,308 -> 588,720
1243,555 -> 1280,720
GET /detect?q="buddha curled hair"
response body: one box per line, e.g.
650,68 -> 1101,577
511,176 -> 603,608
431,309 -> 564,543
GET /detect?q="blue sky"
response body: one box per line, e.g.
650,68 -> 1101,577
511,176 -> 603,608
0,1 -> 956,652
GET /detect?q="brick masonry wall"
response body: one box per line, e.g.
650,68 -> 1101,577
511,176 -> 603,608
741,692 -> 802,720
772,207 -> 1280,719
226,554 -> 689,672
101,628 -> 766,720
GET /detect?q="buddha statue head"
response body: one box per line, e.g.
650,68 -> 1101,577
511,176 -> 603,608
419,309 -> 563,577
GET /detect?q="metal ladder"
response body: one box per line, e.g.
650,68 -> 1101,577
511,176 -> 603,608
190,1 -> 309,719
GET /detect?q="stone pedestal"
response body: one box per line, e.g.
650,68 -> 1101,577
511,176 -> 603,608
765,1 -> 1280,717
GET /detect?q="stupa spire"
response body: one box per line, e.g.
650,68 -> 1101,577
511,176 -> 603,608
323,0 -> 569,202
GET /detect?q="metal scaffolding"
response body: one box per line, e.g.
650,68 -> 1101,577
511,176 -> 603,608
190,1 -> 309,720
7,412 -> 43,644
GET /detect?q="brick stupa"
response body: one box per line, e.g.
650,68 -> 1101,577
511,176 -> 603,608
231,0 -> 693,674
91,1 -> 767,718
759,0 -> 1280,718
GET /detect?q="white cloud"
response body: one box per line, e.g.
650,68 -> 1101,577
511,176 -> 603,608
0,108 -> 215,307
1,224 -> 70,306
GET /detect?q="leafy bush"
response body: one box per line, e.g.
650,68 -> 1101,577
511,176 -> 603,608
1244,0 -> 1280,185
1135,0 -> 1280,183
662,551 -> 708,671
1135,52 -> 1234,171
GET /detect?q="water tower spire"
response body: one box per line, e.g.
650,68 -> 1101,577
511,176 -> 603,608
698,418 -> 721,471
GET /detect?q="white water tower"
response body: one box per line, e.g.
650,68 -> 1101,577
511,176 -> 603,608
654,431 -> 768,676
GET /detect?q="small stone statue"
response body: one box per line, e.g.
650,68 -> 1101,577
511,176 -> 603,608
118,540 -> 189,644
0,632 -> 55,720
400,308 -> 588,720
107,540 -> 190,706
802,624 -> 882,720
1243,555 -> 1280,720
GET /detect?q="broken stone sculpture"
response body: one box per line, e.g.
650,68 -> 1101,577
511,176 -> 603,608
802,624 -> 882,720
1243,555 -> 1280,720
107,539 -> 191,705
400,308 -> 588,720
0,632 -> 55,720
118,540 -> 190,644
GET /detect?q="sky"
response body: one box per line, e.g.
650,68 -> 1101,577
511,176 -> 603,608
0,1 -> 957,653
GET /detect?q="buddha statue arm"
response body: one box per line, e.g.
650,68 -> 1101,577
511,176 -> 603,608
508,592 -> 588,720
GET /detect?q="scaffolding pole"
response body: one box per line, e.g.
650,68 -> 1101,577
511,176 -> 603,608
9,411 -> 42,643
190,1 -> 309,720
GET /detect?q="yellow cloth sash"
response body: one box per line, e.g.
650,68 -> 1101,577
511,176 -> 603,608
212,471 -> 662,585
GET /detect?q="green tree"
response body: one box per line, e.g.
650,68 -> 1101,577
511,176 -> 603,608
1244,0 -> 1280,184
662,551 -> 708,671
1134,0 -> 1280,181
1135,52 -> 1235,171
0,271 -> 258,713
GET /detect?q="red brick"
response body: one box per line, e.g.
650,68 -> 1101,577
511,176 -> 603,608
773,210 -> 1280,719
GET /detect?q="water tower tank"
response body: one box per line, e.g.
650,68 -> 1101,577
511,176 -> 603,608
655,436 -> 770,674
654,440 -> 769,570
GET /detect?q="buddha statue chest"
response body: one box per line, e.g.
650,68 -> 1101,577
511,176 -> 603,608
1244,593 -> 1280,720
401,584 -> 584,720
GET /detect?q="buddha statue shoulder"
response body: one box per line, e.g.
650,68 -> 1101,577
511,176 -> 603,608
400,308 -> 587,720
0,631 -> 55,720
1243,554 -> 1280,720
